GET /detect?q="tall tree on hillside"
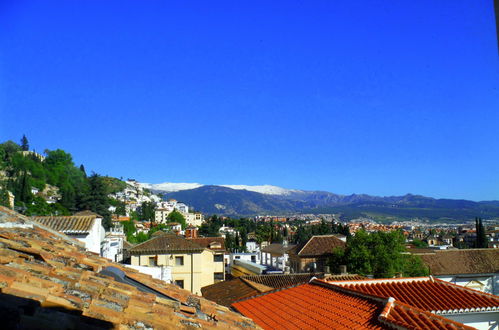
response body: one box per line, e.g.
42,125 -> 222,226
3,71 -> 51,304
140,201 -> 156,223
79,164 -> 87,177
79,173 -> 111,229
20,135 -> 29,151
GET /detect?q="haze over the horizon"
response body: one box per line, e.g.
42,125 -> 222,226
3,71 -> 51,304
0,1 -> 498,201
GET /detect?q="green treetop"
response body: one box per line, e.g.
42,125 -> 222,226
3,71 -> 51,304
167,210 -> 186,229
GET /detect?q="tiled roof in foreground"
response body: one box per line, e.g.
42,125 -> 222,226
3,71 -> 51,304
232,279 -> 474,330
0,206 -> 259,329
327,276 -> 499,314
202,273 -> 337,307
201,277 -> 273,307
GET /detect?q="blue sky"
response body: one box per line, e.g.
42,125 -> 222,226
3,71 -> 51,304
0,1 -> 498,201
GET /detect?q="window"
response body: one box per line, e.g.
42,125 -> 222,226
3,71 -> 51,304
235,256 -> 240,260
214,254 -> 224,262
148,256 -> 157,266
175,256 -> 184,266
251,255 -> 256,263
214,272 -> 224,282
174,280 -> 184,289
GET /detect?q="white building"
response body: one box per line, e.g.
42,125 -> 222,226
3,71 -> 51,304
124,264 -> 172,283
101,225 -> 126,262
219,226 -> 239,238
32,213 -> 105,254
155,208 -> 171,223
227,252 -> 260,273
185,212 -> 204,227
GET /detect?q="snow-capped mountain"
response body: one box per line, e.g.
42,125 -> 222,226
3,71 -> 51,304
139,182 -> 299,195
220,184 -> 300,195
140,182 -> 203,192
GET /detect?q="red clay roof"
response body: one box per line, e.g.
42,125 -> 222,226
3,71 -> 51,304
232,280 -> 472,330
326,277 -> 499,314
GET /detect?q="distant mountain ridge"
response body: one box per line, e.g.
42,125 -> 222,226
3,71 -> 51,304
140,182 -> 499,221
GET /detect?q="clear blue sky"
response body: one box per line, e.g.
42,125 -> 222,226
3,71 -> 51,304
0,1 -> 498,201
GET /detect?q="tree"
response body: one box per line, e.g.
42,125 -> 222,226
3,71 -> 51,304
330,229 -> 428,278
20,135 -> 29,151
0,188 -> 10,208
475,217 -> 487,248
79,173 -> 112,229
79,164 -> 87,177
167,210 -> 186,229
139,201 -> 156,222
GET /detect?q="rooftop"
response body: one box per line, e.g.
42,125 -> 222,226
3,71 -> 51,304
295,234 -> 346,256
129,232 -> 205,255
188,237 -> 226,252
202,273 -> 331,307
31,215 -> 98,234
232,279 -> 472,330
0,206 -> 259,329
326,276 -> 499,314
260,243 -> 296,256
201,277 -> 272,307
409,249 -> 499,275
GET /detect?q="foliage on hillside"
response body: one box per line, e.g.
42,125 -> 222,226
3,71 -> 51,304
0,137 -> 125,229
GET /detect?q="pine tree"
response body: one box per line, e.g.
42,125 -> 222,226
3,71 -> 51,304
475,217 -> 487,248
79,164 -> 87,177
20,135 -> 29,151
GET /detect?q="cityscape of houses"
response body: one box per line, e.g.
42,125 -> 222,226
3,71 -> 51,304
0,175 -> 496,329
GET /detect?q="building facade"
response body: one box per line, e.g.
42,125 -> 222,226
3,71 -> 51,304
129,233 -> 224,295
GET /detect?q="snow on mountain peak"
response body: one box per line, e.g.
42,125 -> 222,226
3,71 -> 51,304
139,182 -> 203,192
220,184 -> 298,195
138,181 -> 298,195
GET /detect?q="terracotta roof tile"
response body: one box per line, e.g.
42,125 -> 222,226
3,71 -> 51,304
188,237 -> 226,252
0,206 -> 260,329
412,249 -> 499,275
128,232 -> 205,254
31,215 -> 97,234
323,274 -> 368,281
232,280 -> 474,330
326,277 -> 499,314
242,273 -> 325,288
296,234 -> 346,256
201,277 -> 272,307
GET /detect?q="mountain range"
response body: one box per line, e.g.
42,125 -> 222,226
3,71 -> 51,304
139,182 -> 499,222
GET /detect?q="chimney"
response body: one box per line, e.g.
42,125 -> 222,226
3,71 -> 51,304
185,227 -> 198,239
339,265 -> 347,275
